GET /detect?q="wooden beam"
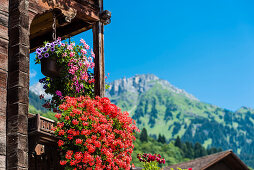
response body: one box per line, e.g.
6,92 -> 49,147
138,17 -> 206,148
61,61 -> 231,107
93,21 -> 104,97
30,19 -> 91,51
93,0 -> 104,97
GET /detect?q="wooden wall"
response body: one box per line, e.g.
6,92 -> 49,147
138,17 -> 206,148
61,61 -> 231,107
0,0 -> 8,168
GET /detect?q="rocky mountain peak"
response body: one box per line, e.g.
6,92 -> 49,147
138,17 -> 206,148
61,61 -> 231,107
107,74 -> 198,101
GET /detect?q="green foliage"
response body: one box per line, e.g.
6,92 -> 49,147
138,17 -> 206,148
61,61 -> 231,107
29,105 -> 43,115
29,104 -> 57,121
143,161 -> 160,170
132,134 -> 222,168
132,135 -> 186,168
41,112 -> 57,121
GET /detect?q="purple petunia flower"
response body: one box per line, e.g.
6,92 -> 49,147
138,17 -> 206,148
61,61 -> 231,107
36,48 -> 42,54
44,53 -> 49,58
37,55 -> 43,59
57,40 -> 61,45
46,43 -> 51,47
43,47 -> 47,52
50,47 -> 55,52
43,85 -> 47,89
39,78 -> 46,83
50,43 -> 55,48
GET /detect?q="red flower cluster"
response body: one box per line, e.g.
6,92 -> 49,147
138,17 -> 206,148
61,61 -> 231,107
137,153 -> 166,164
54,96 -> 139,170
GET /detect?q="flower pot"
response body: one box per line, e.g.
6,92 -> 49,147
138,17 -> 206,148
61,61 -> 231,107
41,58 -> 62,78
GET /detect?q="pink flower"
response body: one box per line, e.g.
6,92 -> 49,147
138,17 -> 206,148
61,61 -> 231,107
67,45 -> 73,50
91,50 -> 95,58
90,62 -> 95,69
80,38 -> 85,44
70,52 -> 75,57
84,44 -> 90,50
81,49 -> 87,54
69,69 -> 75,75
81,73 -> 88,81
84,60 -> 90,68
56,90 -> 62,97
62,52 -> 67,57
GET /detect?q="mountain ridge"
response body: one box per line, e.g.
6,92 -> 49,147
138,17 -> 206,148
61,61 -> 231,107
106,74 -> 254,168
107,74 -> 198,102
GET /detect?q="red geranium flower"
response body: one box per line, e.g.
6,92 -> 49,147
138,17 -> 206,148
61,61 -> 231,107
58,140 -> 64,147
54,96 -> 139,170
75,139 -> 83,145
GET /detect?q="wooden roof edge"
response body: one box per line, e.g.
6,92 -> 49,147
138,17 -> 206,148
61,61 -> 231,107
200,150 -> 232,170
201,150 -> 250,170
163,150 -> 238,170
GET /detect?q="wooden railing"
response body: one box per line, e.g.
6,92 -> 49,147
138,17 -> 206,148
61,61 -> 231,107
28,114 -> 55,136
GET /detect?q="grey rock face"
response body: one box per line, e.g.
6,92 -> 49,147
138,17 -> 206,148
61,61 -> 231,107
107,74 -> 198,101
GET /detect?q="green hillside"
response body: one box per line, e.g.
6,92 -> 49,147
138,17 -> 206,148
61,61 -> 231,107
29,90 -> 57,121
107,74 -> 254,168
29,90 -> 48,112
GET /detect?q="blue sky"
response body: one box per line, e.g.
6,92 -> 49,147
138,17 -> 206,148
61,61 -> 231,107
30,0 -> 254,110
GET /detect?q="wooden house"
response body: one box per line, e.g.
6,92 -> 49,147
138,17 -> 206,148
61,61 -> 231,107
0,0 -> 110,169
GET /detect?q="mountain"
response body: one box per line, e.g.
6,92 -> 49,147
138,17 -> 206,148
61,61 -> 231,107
106,74 -> 254,168
29,90 -> 48,112
107,74 -> 198,115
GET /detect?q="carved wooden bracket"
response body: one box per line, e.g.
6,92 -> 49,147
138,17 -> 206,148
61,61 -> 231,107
45,0 -> 77,23
100,10 -> 111,25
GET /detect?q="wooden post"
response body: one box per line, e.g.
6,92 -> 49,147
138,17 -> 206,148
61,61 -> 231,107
7,0 -> 30,169
93,0 -> 105,97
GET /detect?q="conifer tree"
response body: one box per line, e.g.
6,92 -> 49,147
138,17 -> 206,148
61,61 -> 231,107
194,142 -> 207,158
157,134 -> 162,143
175,136 -> 182,148
140,127 -> 148,142
161,135 -> 166,144
157,134 -> 166,144
185,141 -> 194,158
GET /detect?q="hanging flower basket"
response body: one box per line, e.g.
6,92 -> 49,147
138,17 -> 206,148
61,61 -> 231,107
35,37 -> 96,110
41,57 -> 62,77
